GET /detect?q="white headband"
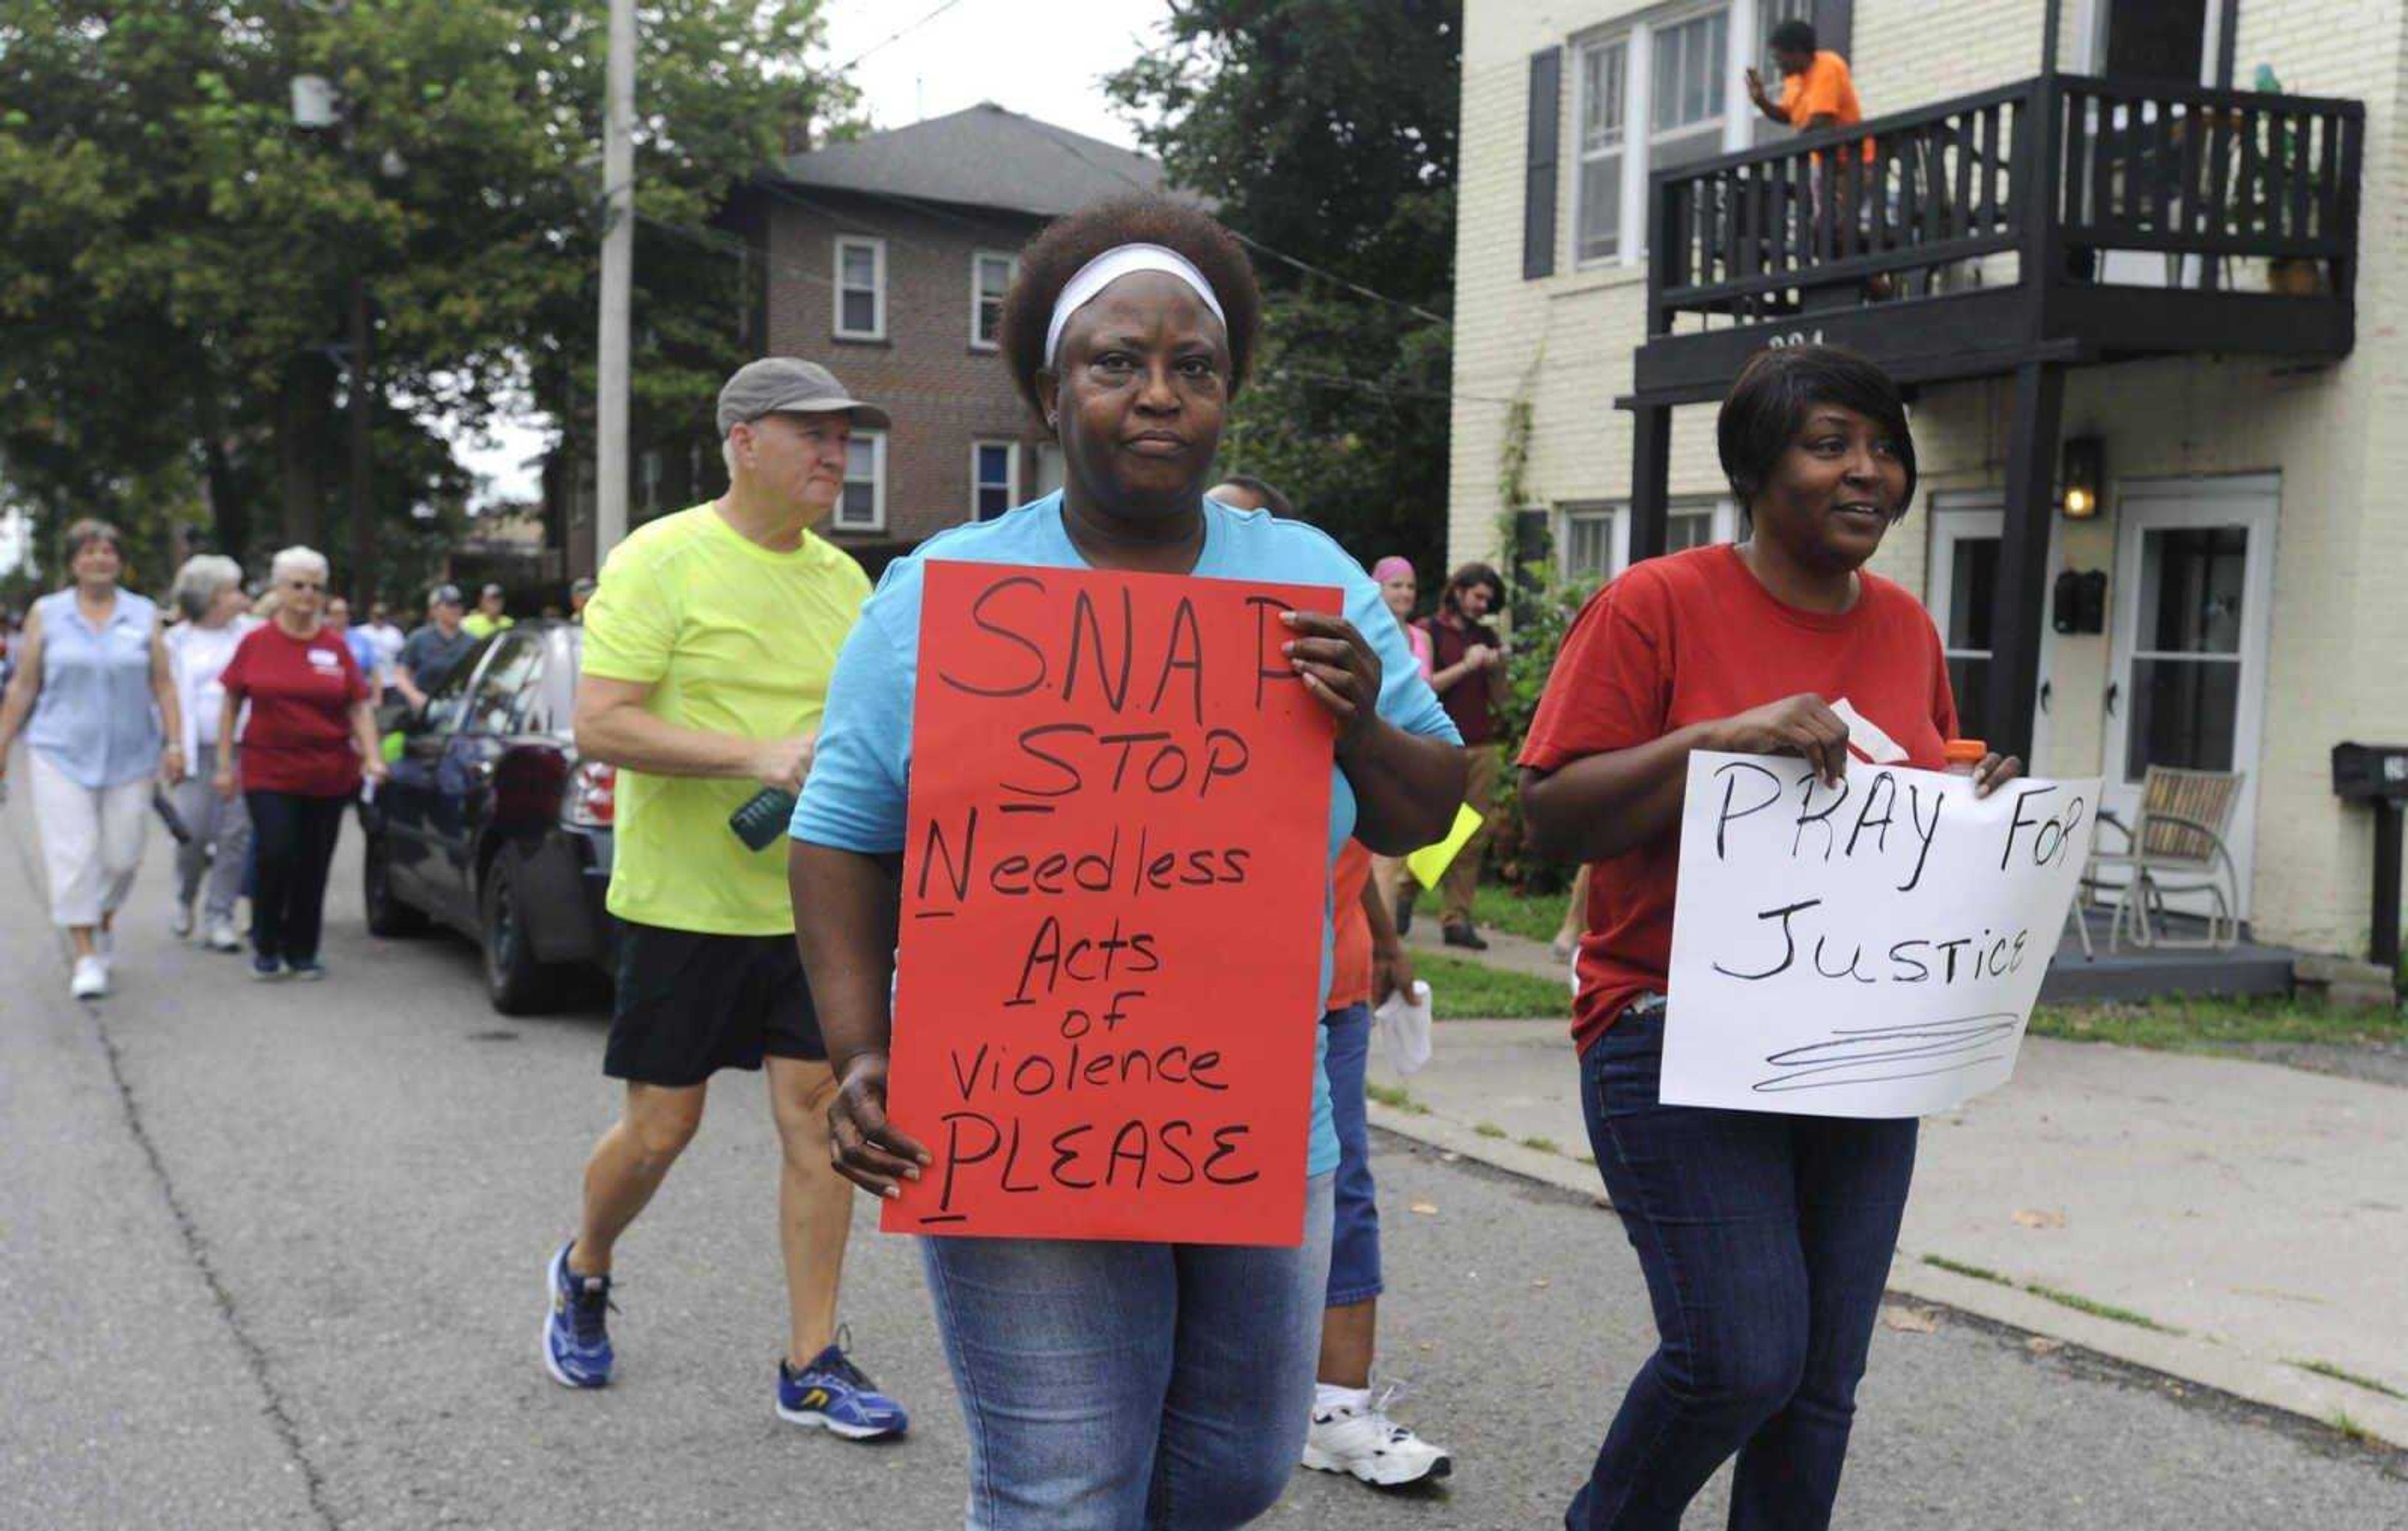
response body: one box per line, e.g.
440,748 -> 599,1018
1043,243 -> 1228,364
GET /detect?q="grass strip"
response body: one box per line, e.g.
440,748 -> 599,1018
2288,1359 -> 2408,1401
2028,996 -> 2406,1053
1922,1254 -> 2013,1286
1923,1254 -> 2185,1335
1415,952 -> 1573,1020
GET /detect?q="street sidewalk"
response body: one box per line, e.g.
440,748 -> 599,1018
1369,968 -> 2408,1448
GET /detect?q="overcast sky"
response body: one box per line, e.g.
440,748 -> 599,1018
453,0 -> 1173,507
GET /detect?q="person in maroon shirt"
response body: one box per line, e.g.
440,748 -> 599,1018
1413,561 -> 1506,948
1519,347 -> 2019,1530
214,546 -> 385,980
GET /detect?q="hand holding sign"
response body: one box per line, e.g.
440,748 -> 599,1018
828,1051 -> 929,1199
1279,609 -> 1383,745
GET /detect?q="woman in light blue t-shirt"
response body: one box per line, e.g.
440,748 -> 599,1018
0,518 -> 183,1000
790,195 -> 1464,1529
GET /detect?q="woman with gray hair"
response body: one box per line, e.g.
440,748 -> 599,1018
163,554 -> 257,949
214,546 -> 384,980
0,518 -> 184,999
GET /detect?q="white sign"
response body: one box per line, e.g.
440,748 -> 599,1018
1662,751 -> 2100,1118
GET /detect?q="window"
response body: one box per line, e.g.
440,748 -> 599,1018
836,431 -> 885,532
1576,37 -> 1627,263
971,440 -> 1019,521
971,252 -> 1016,349
1570,6 -> 1736,264
1650,9 -> 1729,173
420,636 -> 492,736
463,628 -> 545,735
834,236 -> 885,340
1665,507 -> 1718,552
1559,502 -> 1626,580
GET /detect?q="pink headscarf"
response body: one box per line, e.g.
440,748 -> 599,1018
1371,556 -> 1415,583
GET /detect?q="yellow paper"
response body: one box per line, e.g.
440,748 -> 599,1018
1405,802 -> 1484,889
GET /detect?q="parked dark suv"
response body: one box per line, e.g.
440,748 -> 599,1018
360,620 -> 616,1013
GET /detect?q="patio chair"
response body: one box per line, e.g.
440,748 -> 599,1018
2079,766 -> 2248,951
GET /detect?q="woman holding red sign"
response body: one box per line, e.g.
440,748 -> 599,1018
789,194 -> 1466,1528
1519,345 -> 2018,1530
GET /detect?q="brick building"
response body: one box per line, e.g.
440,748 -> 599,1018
1449,0 -> 2407,962
742,103 -> 1175,570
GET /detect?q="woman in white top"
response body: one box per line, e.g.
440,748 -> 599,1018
164,555 -> 256,950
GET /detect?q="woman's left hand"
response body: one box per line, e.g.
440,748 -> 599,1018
1973,752 -> 2022,798
361,757 -> 389,786
159,745 -> 184,785
1281,610 -> 1383,748
1373,943 -> 1416,1009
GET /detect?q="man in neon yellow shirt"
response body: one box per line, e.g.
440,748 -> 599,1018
539,358 -> 906,1439
461,583 -> 515,639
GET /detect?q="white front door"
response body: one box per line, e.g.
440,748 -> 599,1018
1926,498 -> 2056,767
2100,477 -> 2278,918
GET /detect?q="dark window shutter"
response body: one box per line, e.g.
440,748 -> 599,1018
1524,48 -> 1562,280
1812,0 -> 1853,60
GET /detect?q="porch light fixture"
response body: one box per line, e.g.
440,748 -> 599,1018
2061,436 -> 2105,519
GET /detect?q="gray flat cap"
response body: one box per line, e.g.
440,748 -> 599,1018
716,358 -> 891,435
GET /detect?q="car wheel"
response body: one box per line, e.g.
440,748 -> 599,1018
481,849 -> 562,1015
363,830 -> 428,938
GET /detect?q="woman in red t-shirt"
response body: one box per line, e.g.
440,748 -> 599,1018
1520,346 -> 2019,1530
214,546 -> 385,980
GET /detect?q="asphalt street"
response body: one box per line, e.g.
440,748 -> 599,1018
4,813 -> 2402,1530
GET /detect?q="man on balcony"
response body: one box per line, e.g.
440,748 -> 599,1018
1746,18 -> 1863,139
1748,18 -> 1881,277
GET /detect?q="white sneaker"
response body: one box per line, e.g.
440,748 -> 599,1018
204,921 -> 243,952
69,956 -> 108,1000
171,902 -> 195,939
1301,1385 -> 1453,1487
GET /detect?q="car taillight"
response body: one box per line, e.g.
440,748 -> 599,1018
565,760 -> 615,827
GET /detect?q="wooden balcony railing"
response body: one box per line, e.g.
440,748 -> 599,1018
1645,73 -> 2363,335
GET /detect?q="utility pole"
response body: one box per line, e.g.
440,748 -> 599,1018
347,273 -> 373,603
596,0 -> 635,561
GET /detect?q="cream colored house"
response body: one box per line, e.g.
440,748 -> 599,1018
1449,0 -> 2408,962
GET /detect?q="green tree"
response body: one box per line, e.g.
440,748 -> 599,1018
0,0 -> 851,599
1108,0 -> 1460,583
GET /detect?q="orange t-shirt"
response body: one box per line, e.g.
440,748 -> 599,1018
1328,841 -> 1375,1012
1781,50 -> 1874,161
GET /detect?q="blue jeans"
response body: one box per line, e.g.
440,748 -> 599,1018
1321,1004 -> 1383,1306
1570,1003 -> 1917,1531
920,1172 -> 1336,1530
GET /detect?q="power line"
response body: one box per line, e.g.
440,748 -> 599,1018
833,0 -> 973,73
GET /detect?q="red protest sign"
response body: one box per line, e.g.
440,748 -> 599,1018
882,560 -> 1340,1245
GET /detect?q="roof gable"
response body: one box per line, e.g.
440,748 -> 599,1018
773,103 -> 1180,218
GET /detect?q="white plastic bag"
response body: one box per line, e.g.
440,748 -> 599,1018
1374,979 -> 1434,1076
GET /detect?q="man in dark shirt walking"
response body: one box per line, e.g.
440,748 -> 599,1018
1418,563 -> 1506,950
395,584 -> 479,710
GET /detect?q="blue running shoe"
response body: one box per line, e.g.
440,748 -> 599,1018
542,1240 -> 614,1389
250,954 -> 286,981
777,1328 -> 907,1439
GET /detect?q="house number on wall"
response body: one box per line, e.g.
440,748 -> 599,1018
1764,330 -> 1826,349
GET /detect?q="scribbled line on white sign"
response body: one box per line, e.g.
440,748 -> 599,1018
1753,1012 -> 2022,1094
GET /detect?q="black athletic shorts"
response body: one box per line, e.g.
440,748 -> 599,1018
603,919 -> 827,1086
